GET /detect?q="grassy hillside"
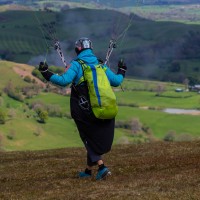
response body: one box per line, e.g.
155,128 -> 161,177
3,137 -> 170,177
0,141 -> 200,199
128,4 -> 200,24
1,61 -> 200,151
1,6 -> 200,83
0,61 -> 46,90
0,60 -> 135,151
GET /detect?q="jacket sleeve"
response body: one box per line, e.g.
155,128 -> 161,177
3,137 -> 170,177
49,62 -> 79,86
105,67 -> 124,87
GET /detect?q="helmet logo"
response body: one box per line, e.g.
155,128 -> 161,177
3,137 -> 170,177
75,37 -> 92,54
82,40 -> 90,49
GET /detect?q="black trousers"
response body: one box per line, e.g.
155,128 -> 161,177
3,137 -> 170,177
71,84 -> 115,161
85,141 -> 101,166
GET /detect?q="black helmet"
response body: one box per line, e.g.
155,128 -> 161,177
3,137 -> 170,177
75,37 -> 93,54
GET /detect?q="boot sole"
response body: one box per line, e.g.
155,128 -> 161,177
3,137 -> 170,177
98,170 -> 111,180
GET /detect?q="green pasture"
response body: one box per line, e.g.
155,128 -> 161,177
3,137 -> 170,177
1,86 -> 200,151
1,60 -> 200,151
0,61 -> 30,90
0,10 -> 57,61
2,115 -> 83,151
1,4 -> 200,86
27,92 -> 71,113
35,0 -> 100,10
0,95 -> 133,151
0,8 -> 117,62
116,106 -> 200,138
122,78 -> 183,91
126,5 -> 200,24
116,88 -> 200,109
1,5 -> 200,67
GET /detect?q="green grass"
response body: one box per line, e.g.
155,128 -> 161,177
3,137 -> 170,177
1,61 -> 200,151
0,10 -> 53,58
0,61 -> 30,90
2,116 -> 84,151
116,89 -> 200,109
126,5 -> 200,24
28,92 -> 71,110
1,6 -> 200,73
117,106 -> 200,138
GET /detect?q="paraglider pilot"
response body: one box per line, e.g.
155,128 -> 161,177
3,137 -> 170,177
38,37 -> 127,180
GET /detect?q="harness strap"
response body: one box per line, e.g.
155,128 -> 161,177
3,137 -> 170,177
76,59 -> 107,85
76,59 -> 87,85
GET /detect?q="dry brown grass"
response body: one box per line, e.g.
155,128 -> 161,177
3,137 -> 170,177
1,141 -> 200,200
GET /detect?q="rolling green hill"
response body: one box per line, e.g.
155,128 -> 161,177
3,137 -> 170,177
1,61 -> 200,152
1,5 -> 200,83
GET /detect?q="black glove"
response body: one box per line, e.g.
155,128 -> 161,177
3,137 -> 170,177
117,58 -> 127,77
97,58 -> 104,64
39,62 -> 48,72
38,61 -> 53,81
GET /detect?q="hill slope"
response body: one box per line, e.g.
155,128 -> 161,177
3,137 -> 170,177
0,60 -> 45,88
1,7 -> 200,83
0,141 -> 200,200
2,61 -> 200,151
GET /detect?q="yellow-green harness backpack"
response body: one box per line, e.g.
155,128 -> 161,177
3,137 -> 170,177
77,59 -> 118,119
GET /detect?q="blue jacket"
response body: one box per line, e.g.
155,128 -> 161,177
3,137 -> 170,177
50,49 -> 124,87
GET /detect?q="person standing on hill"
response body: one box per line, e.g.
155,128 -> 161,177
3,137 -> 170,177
38,37 -> 127,180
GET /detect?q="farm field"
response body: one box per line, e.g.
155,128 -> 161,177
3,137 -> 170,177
126,4 -> 200,24
0,61 -> 200,151
1,3 -> 200,83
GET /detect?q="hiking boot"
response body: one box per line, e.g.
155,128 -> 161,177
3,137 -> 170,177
96,167 -> 111,180
78,171 -> 92,178
78,168 -> 92,178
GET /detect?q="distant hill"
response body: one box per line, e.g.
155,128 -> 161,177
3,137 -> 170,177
3,0 -> 200,7
0,141 -> 200,199
82,0 -> 200,6
1,7 -> 200,83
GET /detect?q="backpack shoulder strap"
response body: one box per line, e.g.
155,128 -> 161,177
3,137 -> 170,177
76,59 -> 88,71
75,59 -> 87,85
101,64 -> 107,72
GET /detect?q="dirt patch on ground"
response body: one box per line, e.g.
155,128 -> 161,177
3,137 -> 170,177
13,63 -> 45,88
0,141 -> 200,200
